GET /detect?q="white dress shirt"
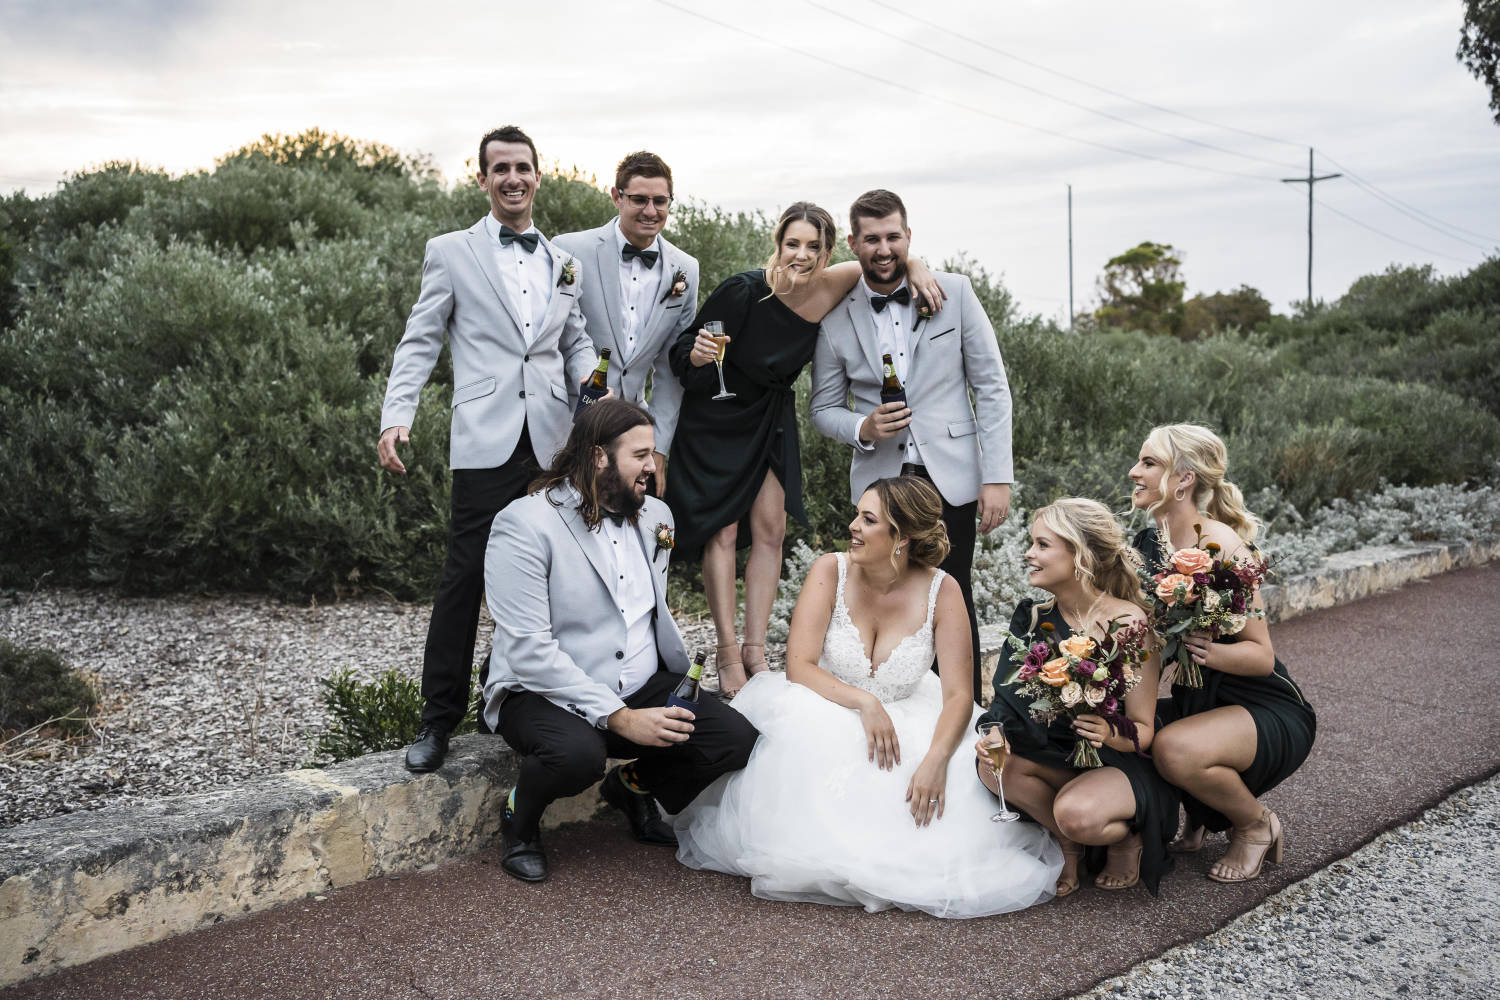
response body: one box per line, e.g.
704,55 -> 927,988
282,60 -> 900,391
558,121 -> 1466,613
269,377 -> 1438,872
861,277 -> 923,467
612,221 -> 663,363
483,214 -> 553,347
597,514 -> 658,699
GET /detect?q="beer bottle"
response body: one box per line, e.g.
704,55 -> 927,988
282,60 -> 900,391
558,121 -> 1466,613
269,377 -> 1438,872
575,348 -> 612,416
879,353 -> 907,409
665,651 -> 707,713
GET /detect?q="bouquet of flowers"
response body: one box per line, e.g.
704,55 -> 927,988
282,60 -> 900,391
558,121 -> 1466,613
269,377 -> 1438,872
1001,615 -> 1153,768
1138,524 -> 1270,689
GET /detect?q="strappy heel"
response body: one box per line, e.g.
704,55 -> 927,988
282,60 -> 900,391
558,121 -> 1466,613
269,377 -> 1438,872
1055,838 -> 1085,898
1169,822 -> 1208,854
741,641 -> 768,677
1207,808 -> 1283,883
1096,833 -> 1143,891
715,642 -> 747,700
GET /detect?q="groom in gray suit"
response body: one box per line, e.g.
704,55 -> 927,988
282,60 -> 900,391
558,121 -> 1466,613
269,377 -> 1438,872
484,401 -> 757,882
553,151 -> 699,495
378,126 -> 599,772
811,189 -> 1013,704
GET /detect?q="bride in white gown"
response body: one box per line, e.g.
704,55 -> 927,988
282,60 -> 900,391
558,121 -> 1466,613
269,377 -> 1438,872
672,476 -> 1061,918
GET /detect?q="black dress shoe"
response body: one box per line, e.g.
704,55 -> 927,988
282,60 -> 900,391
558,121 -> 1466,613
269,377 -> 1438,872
600,766 -> 677,846
404,726 -> 450,773
499,814 -> 548,882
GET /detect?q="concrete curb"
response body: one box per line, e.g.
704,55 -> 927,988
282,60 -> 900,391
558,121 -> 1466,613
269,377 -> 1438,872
2,535 -> 1496,987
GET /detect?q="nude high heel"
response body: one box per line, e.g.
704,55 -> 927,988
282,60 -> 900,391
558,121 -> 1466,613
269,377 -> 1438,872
1208,808 -> 1283,883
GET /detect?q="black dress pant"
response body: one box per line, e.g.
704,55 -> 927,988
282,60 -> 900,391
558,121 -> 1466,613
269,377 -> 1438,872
419,434 -> 538,731
495,669 -> 759,838
902,464 -> 983,704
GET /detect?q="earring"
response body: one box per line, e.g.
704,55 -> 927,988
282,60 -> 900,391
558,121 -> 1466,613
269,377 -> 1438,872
1173,489 -> 1187,502
895,546 -> 902,555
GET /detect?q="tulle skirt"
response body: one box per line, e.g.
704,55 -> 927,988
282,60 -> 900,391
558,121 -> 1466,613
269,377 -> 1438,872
671,671 -> 1062,918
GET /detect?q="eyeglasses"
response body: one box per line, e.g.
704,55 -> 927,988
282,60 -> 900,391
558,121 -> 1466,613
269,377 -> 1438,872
622,194 -> 672,210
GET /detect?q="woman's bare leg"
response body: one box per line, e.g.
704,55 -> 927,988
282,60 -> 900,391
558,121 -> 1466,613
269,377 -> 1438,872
741,470 -> 786,675
702,521 -> 745,695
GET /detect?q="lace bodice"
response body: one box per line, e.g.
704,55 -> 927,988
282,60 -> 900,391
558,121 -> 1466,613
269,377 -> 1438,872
819,553 -> 946,704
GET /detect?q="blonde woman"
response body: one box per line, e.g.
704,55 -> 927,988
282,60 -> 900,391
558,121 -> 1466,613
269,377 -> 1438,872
1129,423 -> 1316,883
665,203 -> 943,697
977,499 -> 1179,896
672,477 -> 1060,918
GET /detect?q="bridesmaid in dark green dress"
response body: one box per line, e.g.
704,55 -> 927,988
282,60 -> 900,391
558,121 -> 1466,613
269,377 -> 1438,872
666,202 -> 944,698
977,499 -> 1180,897
1127,423 -> 1316,884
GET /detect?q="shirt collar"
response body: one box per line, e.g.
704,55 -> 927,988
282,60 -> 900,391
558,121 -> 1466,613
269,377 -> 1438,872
860,276 -> 910,306
613,218 -> 662,257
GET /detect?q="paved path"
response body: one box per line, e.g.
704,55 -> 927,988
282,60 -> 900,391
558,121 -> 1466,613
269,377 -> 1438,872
6,565 -> 1498,1000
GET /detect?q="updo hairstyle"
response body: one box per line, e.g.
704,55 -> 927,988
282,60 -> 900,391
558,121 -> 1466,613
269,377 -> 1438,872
868,475 -> 951,571
1032,498 -> 1145,609
1142,423 -> 1260,542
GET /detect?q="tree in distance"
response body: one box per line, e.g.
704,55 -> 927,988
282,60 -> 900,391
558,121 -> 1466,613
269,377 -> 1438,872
1458,0 -> 1500,125
1093,240 -> 1187,337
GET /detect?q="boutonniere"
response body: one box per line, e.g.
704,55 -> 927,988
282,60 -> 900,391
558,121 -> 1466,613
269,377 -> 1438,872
557,256 -> 578,288
659,267 -> 689,303
913,294 -> 934,331
653,522 -> 675,561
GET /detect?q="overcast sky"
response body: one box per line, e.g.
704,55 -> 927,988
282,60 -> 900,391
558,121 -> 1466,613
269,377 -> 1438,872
4,0 -> 1496,321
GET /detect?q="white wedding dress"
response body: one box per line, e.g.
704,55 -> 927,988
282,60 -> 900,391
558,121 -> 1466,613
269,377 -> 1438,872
672,555 -> 1062,918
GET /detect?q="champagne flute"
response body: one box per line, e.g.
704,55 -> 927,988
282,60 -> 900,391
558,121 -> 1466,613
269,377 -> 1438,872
703,320 -> 735,401
978,722 -> 1020,823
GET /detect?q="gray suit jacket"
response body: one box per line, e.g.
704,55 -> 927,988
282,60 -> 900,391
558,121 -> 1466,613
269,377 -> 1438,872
482,484 -> 689,730
551,220 -> 699,454
810,271 -> 1013,506
380,218 -> 596,470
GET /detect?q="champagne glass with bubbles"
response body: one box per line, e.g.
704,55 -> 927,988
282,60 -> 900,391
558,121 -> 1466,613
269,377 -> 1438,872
703,321 -> 735,401
978,722 -> 1020,823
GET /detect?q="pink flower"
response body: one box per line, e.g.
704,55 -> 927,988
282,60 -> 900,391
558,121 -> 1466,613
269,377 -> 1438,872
1171,547 -> 1214,576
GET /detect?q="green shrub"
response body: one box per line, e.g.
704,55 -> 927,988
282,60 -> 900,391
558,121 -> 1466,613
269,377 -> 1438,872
313,667 -> 477,764
0,638 -> 98,735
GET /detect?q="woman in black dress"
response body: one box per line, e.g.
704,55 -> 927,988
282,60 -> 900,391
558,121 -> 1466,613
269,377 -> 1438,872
1128,423 -> 1316,883
976,499 -> 1179,897
666,202 -> 943,697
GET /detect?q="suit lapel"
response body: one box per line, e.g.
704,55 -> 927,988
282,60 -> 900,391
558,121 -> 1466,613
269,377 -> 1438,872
846,293 -> 884,384
905,299 -> 927,366
538,242 -> 574,337
463,223 -> 525,335
635,516 -> 667,607
593,229 -> 627,351
637,241 -> 676,352
556,491 -> 617,601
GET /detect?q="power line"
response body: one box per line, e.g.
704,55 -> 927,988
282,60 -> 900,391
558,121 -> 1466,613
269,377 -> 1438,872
862,0 -> 1498,256
864,0 -> 1308,152
804,0 -> 1301,172
1317,151 -> 1500,250
1314,197 -> 1482,266
653,0 -> 1282,184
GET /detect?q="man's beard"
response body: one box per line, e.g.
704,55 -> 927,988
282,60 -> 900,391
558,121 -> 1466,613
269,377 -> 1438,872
861,255 -> 908,287
597,456 -> 646,522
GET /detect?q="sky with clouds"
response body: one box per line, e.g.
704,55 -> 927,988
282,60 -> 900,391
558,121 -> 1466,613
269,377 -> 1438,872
3,0 -> 1496,321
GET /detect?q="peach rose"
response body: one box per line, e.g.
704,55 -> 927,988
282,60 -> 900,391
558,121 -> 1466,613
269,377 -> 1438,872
1059,682 -> 1083,707
1155,573 -> 1197,606
1084,684 -> 1107,707
1039,657 -> 1071,687
1171,547 -> 1213,575
1058,634 -> 1097,660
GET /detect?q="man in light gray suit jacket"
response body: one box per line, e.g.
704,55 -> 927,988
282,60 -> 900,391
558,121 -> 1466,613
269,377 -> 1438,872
484,401 -> 757,882
811,190 -> 1013,704
378,126 -> 598,773
553,151 -> 699,496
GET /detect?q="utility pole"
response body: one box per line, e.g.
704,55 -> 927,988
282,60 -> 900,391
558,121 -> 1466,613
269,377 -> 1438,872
1281,147 -> 1341,307
1067,183 -> 1074,330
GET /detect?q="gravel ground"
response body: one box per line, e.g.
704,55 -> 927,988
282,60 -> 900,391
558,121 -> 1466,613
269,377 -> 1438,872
1070,772 -> 1500,1000
0,588 -> 744,829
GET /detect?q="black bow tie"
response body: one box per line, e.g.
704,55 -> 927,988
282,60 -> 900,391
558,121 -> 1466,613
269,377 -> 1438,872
498,226 -> 539,253
604,509 -> 628,528
621,244 -> 659,268
870,287 -> 911,313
